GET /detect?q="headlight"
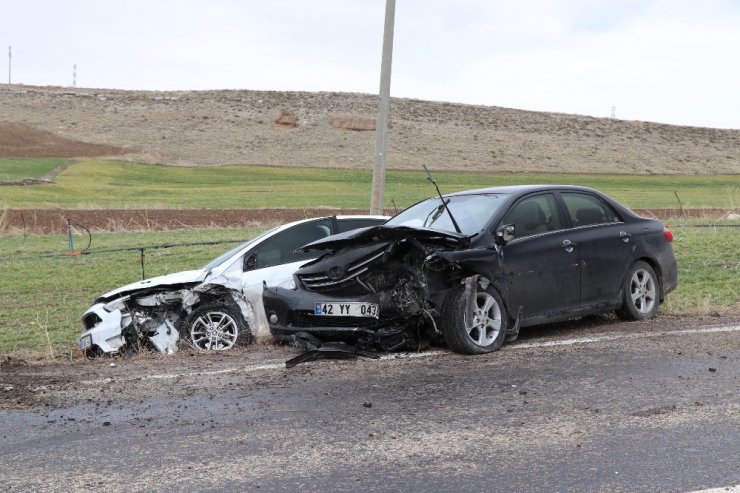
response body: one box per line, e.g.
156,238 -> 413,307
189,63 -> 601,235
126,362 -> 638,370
277,277 -> 296,290
103,297 -> 129,312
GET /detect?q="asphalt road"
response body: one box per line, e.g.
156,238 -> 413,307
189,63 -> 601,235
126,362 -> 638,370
1,315 -> 738,492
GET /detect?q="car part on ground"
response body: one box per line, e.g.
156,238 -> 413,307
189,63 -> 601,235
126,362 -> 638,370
79,215 -> 389,357
285,331 -> 380,368
264,184 -> 678,360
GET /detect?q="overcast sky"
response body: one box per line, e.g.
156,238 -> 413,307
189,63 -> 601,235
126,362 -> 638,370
2,0 -> 739,129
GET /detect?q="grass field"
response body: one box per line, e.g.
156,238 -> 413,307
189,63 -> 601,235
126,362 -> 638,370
0,160 -> 738,210
0,227 -> 256,356
0,158 -> 71,181
0,221 -> 737,358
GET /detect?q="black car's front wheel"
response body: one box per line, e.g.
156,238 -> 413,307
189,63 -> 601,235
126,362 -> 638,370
616,261 -> 660,321
182,304 -> 250,351
441,283 -> 508,354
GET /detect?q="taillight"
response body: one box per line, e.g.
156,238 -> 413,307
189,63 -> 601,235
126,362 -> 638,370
664,227 -> 673,243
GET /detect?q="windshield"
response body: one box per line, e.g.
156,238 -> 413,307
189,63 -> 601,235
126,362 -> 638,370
386,194 -> 508,236
201,227 -> 278,270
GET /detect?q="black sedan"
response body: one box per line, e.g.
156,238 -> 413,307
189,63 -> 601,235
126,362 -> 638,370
263,185 -> 677,355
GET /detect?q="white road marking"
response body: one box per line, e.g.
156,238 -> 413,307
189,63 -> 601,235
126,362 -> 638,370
510,325 -> 740,349
685,485 -> 739,493
71,324 -> 739,386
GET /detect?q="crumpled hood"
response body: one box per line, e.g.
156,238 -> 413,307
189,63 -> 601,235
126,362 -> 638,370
96,269 -> 207,302
298,225 -> 469,252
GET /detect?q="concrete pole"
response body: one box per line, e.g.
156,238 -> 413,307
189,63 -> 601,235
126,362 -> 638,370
370,0 -> 395,215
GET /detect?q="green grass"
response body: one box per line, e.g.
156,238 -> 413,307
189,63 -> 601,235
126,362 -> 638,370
0,227 -> 266,356
1,222 -> 737,358
0,160 -> 737,210
663,222 -> 740,313
0,158 -> 71,181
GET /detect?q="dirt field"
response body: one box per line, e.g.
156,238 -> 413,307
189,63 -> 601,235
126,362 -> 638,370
0,121 -> 125,159
0,208 -> 371,234
2,84 -> 739,174
1,207 -> 731,234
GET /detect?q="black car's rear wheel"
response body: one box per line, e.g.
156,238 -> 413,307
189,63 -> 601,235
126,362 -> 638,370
441,283 -> 508,354
616,261 -> 659,321
182,304 -> 250,350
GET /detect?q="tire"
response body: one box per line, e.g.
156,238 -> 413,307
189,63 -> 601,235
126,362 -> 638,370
616,261 -> 660,321
441,283 -> 508,354
182,304 -> 250,351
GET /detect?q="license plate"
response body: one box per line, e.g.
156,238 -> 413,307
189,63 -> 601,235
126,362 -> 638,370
315,302 -> 379,318
79,335 -> 92,350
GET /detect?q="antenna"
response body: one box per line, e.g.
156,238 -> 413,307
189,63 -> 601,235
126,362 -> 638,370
422,165 -> 462,234
73,64 -> 77,87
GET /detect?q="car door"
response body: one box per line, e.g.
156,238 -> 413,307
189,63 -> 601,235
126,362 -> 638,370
499,193 -> 581,318
241,218 -> 334,287
557,191 -> 634,307
236,218 -> 334,336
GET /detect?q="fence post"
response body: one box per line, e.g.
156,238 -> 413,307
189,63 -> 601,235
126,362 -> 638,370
67,219 -> 75,253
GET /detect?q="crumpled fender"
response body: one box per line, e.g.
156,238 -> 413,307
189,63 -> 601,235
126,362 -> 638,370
430,246 -> 499,276
191,276 -> 261,342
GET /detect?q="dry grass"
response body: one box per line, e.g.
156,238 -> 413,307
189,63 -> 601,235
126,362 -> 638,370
1,85 -> 738,174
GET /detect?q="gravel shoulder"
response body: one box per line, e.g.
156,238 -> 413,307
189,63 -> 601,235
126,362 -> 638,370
3,313 -> 737,408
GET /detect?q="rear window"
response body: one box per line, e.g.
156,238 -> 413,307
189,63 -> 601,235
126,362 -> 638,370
561,192 -> 621,227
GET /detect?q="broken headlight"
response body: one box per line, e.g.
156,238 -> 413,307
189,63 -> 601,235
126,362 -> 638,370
277,277 -> 296,290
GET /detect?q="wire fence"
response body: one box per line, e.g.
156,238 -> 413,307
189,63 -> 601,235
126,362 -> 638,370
0,237 -> 250,282
0,222 -> 737,266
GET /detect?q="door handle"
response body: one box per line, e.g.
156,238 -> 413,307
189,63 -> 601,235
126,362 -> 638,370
619,231 -> 631,243
562,239 -> 575,253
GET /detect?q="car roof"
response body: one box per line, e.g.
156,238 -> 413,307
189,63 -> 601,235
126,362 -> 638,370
444,184 -> 602,197
269,215 -> 388,231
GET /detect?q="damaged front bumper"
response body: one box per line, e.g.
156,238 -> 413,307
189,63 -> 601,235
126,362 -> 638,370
80,303 -> 129,354
80,300 -> 180,355
263,287 -> 385,338
262,286 -> 421,351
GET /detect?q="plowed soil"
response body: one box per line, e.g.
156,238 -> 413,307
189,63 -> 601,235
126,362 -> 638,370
1,207 -> 731,234
1,208 -> 375,234
0,121 -> 125,158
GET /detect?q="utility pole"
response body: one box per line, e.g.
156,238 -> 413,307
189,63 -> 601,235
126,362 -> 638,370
8,46 -> 11,85
73,64 -> 77,87
370,0 -> 395,215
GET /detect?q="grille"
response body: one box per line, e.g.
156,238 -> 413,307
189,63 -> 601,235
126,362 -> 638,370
298,249 -> 385,292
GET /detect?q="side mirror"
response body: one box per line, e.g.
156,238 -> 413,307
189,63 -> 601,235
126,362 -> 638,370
243,254 -> 257,271
496,224 -> 515,244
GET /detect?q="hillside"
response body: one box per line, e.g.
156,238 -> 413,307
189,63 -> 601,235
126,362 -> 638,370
1,84 -> 738,174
